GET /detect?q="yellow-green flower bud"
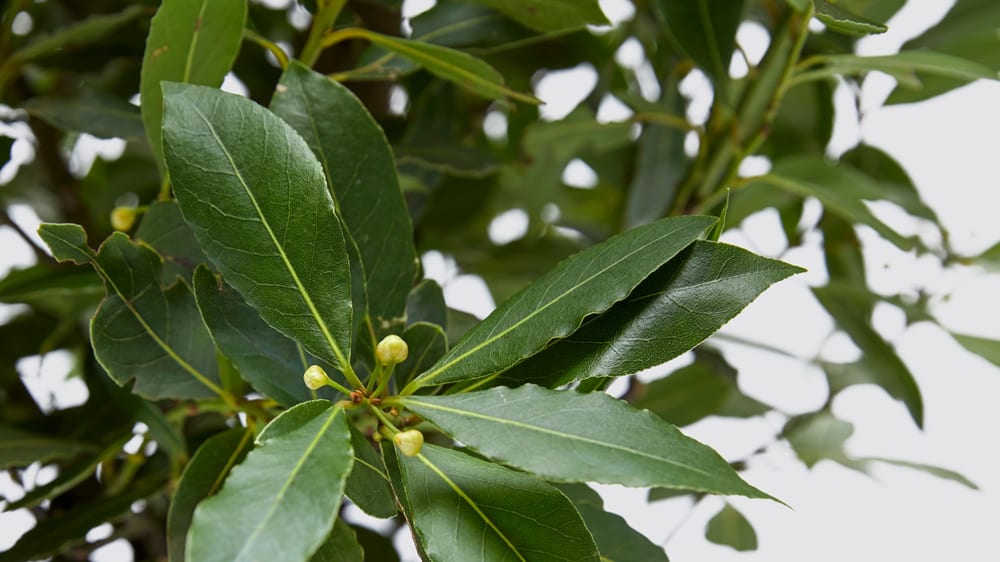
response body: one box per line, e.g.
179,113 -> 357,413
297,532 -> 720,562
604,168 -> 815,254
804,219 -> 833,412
376,334 -> 408,366
303,364 -> 331,390
111,207 -> 137,231
393,429 -> 424,457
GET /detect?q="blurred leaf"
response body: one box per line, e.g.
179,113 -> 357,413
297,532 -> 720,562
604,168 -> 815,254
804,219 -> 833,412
763,77 -> 835,159
446,308 -> 479,346
192,266 -> 316,407
783,410 -> 856,467
950,332 -> 1000,369
344,424 -> 398,519
800,51 -> 997,90
407,279 -> 447,329
498,241 -> 802,387
625,89 -> 689,229
407,215 -> 715,390
814,0 -> 887,35
166,427 -> 254,562
0,263 -> 102,315
658,0 -> 745,93
465,0 -> 608,32
840,144 -> 939,223
352,526 -> 399,562
163,84 -> 354,374
0,135 -> 12,168
558,483 -> 670,562
395,145 -> 501,178
186,401 -> 353,562
140,0 -> 247,170
310,519 -> 365,562
705,503 -> 758,551
401,385 -> 773,498
4,5 -> 147,64
861,457 -> 978,489
38,225 -> 223,399
21,90 -> 144,140
135,200 -> 213,285
384,443 -> 601,562
0,424 -> 96,469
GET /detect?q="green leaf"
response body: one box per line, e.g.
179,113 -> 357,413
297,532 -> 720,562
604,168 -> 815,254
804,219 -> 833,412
0,135 -> 13,168
658,0 -> 745,92
762,77 -> 835,159
167,427 -> 254,562
861,457 -> 978,490
5,5 -> 147,63
395,322 -> 448,387
625,90 -> 689,229
135,200 -> 213,285
634,350 -> 770,427
384,443 -> 601,562
464,0 -> 608,32
558,484 -> 670,562
271,62 -> 418,328
747,157 -> 916,250
814,0 -> 888,35
406,215 -> 716,390
192,266 -> 315,407
140,0 -> 247,170
353,526 -> 400,562
186,401 -> 353,562
309,519 -> 365,562
969,242 -> 1000,272
0,263 -> 103,315
497,241 -> 802,387
339,29 -> 537,103
705,503 -> 758,551
401,385 -> 772,498
407,279 -> 447,328
783,411 -> 856,467
0,424 -> 96,469
840,145 -> 939,224
815,284 -> 923,427
344,424 -> 398,519
38,224 -> 223,399
162,83 -> 355,377
951,332 -> 1000,369
798,51 -> 998,90
20,90 -> 145,141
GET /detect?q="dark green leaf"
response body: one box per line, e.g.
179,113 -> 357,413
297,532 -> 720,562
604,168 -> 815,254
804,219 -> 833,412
353,526 -> 399,562
21,90 -> 145,140
345,424 -> 398,519
762,78 -> 835,159
140,0 -> 247,169
558,483 -> 670,562
163,83 -> 355,376
464,0 -> 608,32
406,215 -> 716,390
498,241 -> 802,387
309,519 -> 365,562
659,0 -> 745,92
186,401 -> 353,562
0,135 -> 13,168
634,350 -> 770,427
407,279 -> 447,328
705,503 -> 758,551
193,266 -> 315,407
840,145 -> 939,223
38,224 -> 223,399
271,62 -> 417,329
625,91 -> 689,228
0,424 -> 96,469
951,332 -> 1000,369
395,322 -> 447,387
0,263 -> 103,315
401,385 -> 772,498
167,427 -> 254,562
6,5 -> 147,63
135,200 -> 213,285
385,443 -> 601,562
814,0 -> 888,35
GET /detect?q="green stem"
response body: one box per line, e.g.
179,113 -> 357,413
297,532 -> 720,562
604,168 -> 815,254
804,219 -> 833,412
371,365 -> 395,398
368,402 -> 401,433
243,28 -> 288,69
299,0 -> 348,67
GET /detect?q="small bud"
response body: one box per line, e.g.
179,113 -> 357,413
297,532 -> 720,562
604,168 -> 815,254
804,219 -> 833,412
376,334 -> 408,366
393,429 -> 424,457
303,365 -> 331,390
111,207 -> 137,231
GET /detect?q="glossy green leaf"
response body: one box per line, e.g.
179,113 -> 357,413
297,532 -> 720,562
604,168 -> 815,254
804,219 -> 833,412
658,0 -> 745,92
497,241 -> 802,387
309,519 -> 365,562
558,484 -> 670,562
345,424 -> 398,519
140,0 -> 247,169
816,284 -> 923,427
406,215 -> 716,390
135,200 -> 213,285
951,332 -> 1000,369
814,0 -> 887,35
162,83 -> 355,375
186,401 -> 353,562
193,266 -> 316,406
747,157 -> 915,250
407,279 -> 447,328
634,350 -> 770,427
271,62 -> 417,328
385,443 -> 601,562
464,0 -> 608,32
340,29 -> 537,103
21,91 -> 144,140
395,322 -> 447,387
0,424 -> 96,469
706,503 -> 758,551
167,427 -> 254,562
38,224 -> 223,399
401,385 -> 772,498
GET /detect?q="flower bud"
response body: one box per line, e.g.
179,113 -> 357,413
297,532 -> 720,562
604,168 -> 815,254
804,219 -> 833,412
376,334 -> 408,366
393,429 -> 424,457
303,364 -> 331,390
111,207 -> 137,231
